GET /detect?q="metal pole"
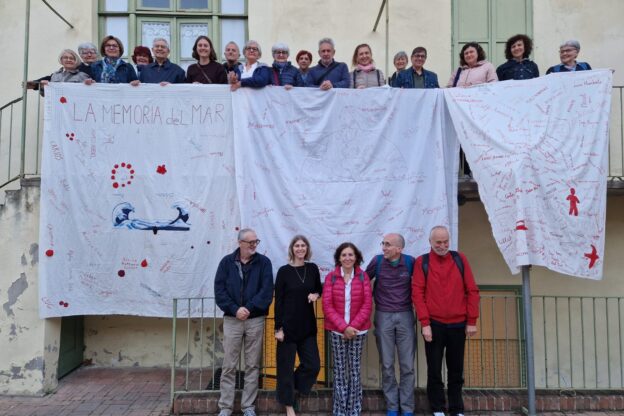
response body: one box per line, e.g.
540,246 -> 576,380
385,0 -> 389,79
20,0 -> 31,178
522,265 -> 536,415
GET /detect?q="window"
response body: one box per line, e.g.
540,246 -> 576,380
452,0 -> 533,69
99,0 -> 247,69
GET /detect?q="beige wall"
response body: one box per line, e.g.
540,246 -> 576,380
248,0 -> 452,83
533,0 -> 624,85
0,183 -> 61,395
0,0 -> 97,106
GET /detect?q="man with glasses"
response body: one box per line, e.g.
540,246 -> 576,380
365,233 -> 416,416
214,228 -> 274,416
393,47 -> 439,89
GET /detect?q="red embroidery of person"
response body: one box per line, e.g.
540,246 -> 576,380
567,188 -> 580,216
156,164 -> 167,175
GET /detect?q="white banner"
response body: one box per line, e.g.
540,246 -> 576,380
39,84 -> 239,317
232,87 -> 459,276
444,70 -> 612,279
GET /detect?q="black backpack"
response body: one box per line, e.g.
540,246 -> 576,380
421,251 -> 464,281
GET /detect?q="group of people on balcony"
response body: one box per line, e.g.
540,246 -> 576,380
27,34 -> 591,94
214,228 -> 480,416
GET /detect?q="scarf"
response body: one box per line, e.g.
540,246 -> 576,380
101,57 -> 122,83
356,63 -> 375,72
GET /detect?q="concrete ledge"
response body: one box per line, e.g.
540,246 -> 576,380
172,388 -> 624,415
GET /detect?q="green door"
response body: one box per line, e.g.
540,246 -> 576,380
452,0 -> 533,69
57,316 -> 85,378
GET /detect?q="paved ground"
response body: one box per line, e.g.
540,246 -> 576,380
0,367 -> 623,415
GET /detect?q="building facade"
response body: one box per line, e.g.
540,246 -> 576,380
1,0 -> 623,395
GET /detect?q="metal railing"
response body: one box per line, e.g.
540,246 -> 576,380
170,294 -> 624,404
0,92 -> 43,189
1,87 -> 624,194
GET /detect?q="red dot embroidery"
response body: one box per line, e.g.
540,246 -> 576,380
45,249 -> 54,257
111,163 -> 134,188
118,270 -> 125,277
141,259 -> 148,268
59,97 -> 67,104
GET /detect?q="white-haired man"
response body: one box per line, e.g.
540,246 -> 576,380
138,38 -> 185,84
412,226 -> 480,416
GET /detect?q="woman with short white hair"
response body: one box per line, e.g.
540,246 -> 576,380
41,49 -> 90,85
546,40 -> 592,74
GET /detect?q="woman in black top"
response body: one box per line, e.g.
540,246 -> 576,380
186,35 -> 227,84
274,235 -> 322,416
496,34 -> 539,81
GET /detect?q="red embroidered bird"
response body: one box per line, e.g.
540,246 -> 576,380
584,244 -> 599,269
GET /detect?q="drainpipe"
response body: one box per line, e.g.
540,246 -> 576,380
20,0 -> 31,178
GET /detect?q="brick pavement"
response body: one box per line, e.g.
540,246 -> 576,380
1,367 -> 623,415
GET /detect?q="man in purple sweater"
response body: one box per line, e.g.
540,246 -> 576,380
365,233 -> 416,416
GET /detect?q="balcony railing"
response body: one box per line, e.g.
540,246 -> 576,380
1,88 -> 624,192
170,294 -> 624,404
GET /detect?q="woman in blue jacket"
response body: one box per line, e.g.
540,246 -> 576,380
88,35 -> 138,84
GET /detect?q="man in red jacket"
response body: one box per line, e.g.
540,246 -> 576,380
412,226 -> 479,416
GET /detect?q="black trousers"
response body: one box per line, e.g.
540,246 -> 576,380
276,334 -> 321,406
424,323 -> 466,415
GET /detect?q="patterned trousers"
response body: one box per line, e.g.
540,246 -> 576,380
330,332 -> 367,416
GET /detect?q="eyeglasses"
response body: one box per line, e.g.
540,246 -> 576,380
81,50 -> 97,55
380,241 -> 393,247
274,50 -> 288,55
245,47 -> 259,52
412,54 -> 426,59
240,239 -> 261,246
559,48 -> 576,54
105,44 -> 119,49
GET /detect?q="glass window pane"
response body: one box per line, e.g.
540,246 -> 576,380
105,0 -> 128,11
220,19 -> 245,59
180,23 -> 209,59
180,0 -> 209,9
141,21 -> 171,51
140,0 -> 171,8
221,0 -> 244,14
105,17 -> 129,55
179,59 -> 194,71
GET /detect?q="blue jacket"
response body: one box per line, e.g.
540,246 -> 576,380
240,65 -> 272,88
496,59 -> 539,81
223,61 -> 242,80
546,62 -> 592,74
91,59 -> 138,83
394,67 -> 439,89
214,248 -> 274,318
307,60 -> 350,88
139,59 -> 186,84
270,61 -> 304,87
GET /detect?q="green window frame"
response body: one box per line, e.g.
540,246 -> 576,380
98,0 -> 247,65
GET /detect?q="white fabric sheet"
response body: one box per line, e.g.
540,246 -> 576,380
444,70 -> 612,279
39,84 -> 239,317
232,86 -> 459,277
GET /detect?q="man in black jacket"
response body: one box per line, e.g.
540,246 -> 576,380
214,228 -> 273,416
